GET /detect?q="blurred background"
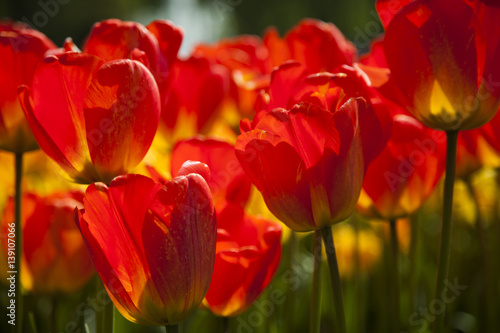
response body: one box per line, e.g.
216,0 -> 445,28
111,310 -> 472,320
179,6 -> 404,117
2,0 -> 379,55
2,1 -> 499,333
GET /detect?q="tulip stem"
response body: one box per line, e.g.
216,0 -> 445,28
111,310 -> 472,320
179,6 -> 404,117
433,130 -> 458,333
165,324 -> 179,333
388,218 -> 400,333
14,153 -> 23,333
310,230 -> 323,333
284,231 -> 298,333
102,297 -> 115,333
28,312 -> 38,333
51,297 -> 58,333
321,226 -> 346,333
409,213 -> 420,331
222,316 -> 230,333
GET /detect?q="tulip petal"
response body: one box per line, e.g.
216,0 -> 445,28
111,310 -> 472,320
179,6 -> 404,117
146,20 -> 183,69
285,19 -> 356,72
171,138 -> 252,205
77,175 -> 161,324
176,160 -> 211,184
84,59 -> 160,183
266,61 -> 309,110
20,52 -> 101,181
162,56 -> 226,133
204,203 -> 282,317
84,19 -> 166,77
144,174 -> 216,324
235,130 -> 316,231
384,0 -> 486,130
256,105 -> 339,169
19,85 -> 79,177
376,0 -> 414,30
0,28 -> 56,152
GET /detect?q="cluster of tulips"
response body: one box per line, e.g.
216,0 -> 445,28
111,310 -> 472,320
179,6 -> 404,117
1,0 -> 500,332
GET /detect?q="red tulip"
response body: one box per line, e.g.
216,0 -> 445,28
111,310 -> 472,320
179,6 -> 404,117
0,21 -> 56,153
378,0 -> 500,130
477,106 -> 500,167
74,166 -> 216,325
193,19 -> 357,117
236,101 -> 366,232
18,52 -> 161,184
455,129 -> 484,178
236,61 -> 389,231
353,41 -> 447,218
171,138 -> 251,206
265,18 -> 357,73
83,19 -> 183,111
194,36 -> 273,117
253,61 -> 389,167
160,56 -> 227,137
1,191 -> 94,294
360,113 -> 446,219
203,202 -> 281,317
169,137 -> 282,317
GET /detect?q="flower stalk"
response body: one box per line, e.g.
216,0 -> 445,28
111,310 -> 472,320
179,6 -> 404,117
433,130 -> 458,333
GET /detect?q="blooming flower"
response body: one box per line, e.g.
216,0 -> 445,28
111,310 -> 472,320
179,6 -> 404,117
170,138 -> 282,316
84,19 -> 183,111
0,191 -> 94,294
378,0 -> 500,130
75,164 -> 216,325
19,52 -> 161,184
0,21 -> 56,153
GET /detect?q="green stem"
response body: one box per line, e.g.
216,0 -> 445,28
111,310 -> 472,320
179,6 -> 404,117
52,297 -> 58,333
353,218 -> 361,333
310,230 -> 323,333
408,213 -> 420,333
14,153 -> 23,333
464,177 -> 497,332
102,297 -> 115,333
283,230 -> 297,333
166,324 -> 179,333
433,130 -> 458,333
388,219 -> 400,333
321,226 -> 346,333
27,312 -> 38,333
222,316 -> 230,333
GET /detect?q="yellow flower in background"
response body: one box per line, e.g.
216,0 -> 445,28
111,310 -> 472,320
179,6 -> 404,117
329,223 -> 383,278
0,150 -> 82,201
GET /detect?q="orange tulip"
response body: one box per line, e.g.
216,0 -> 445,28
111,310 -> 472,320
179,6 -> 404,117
354,42 -> 447,219
0,21 -> 56,153
19,52 -> 161,184
203,202 -> 281,317
75,165 -> 216,325
264,18 -> 357,73
360,113 -> 446,219
171,137 -> 251,206
378,0 -> 500,130
194,19 -> 357,117
236,62 -> 386,231
0,191 -> 94,294
160,56 -> 227,138
84,19 -> 183,112
170,138 -> 282,316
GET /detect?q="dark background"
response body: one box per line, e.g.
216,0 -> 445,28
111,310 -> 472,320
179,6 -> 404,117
2,0 -> 381,54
